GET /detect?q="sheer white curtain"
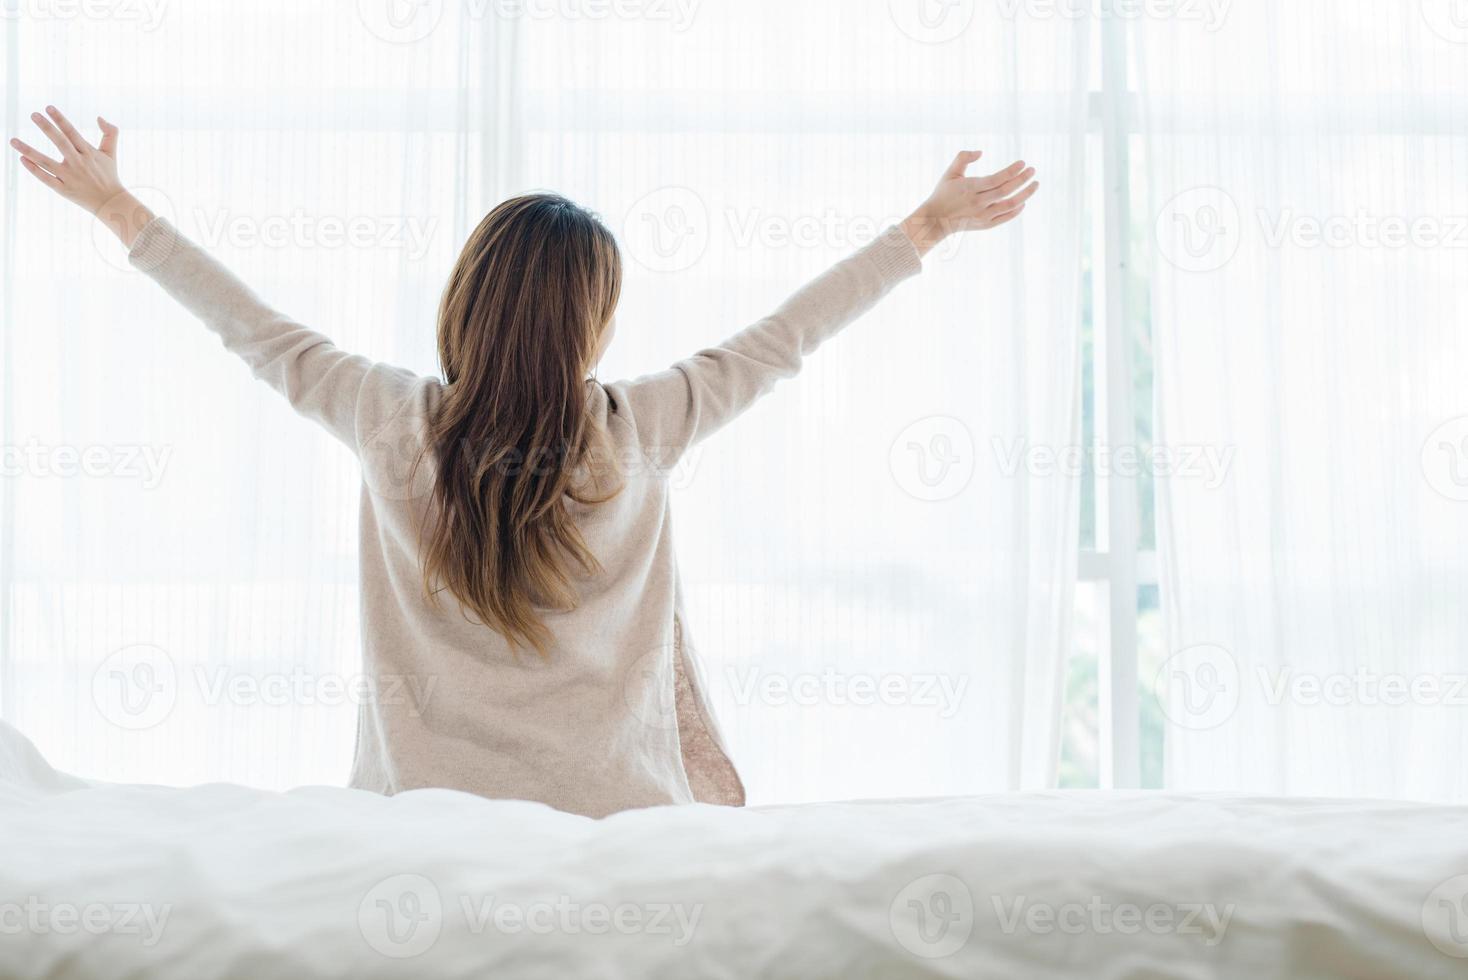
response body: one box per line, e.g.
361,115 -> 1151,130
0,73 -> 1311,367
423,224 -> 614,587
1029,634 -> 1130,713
0,2 -> 511,788
1,1 -> 1088,800
1142,1 -> 1468,801
506,1 -> 1090,801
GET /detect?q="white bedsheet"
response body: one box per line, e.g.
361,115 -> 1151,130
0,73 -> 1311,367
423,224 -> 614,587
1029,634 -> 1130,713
1,720 -> 1464,979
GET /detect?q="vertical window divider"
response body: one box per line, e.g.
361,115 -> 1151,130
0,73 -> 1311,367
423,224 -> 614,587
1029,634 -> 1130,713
1097,13 -> 1141,790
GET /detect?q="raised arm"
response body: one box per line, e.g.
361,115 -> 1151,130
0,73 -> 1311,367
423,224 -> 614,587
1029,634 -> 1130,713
9,106 -> 420,452
610,151 -> 1039,459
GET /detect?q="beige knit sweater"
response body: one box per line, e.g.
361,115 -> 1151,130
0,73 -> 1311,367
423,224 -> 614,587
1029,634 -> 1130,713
130,217 -> 922,817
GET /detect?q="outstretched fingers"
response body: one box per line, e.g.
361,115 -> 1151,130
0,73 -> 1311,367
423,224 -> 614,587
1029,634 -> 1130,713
970,160 -> 1027,193
980,167 -> 1037,206
18,155 -> 63,190
986,178 -> 1040,214
30,111 -> 75,157
9,137 -> 62,174
987,204 -> 1028,229
45,105 -> 93,154
11,105 -> 129,215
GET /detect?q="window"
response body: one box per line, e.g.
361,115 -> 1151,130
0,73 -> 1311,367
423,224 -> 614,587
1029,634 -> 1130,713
1060,21 -> 1161,789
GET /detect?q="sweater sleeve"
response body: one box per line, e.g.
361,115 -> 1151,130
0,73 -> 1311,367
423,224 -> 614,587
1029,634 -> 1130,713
606,224 -> 922,461
128,216 -> 422,453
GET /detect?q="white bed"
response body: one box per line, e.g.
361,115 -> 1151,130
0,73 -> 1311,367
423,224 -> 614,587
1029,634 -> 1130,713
1,720 -> 1464,979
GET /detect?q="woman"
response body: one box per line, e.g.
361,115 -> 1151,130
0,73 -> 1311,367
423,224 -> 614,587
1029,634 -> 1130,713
10,106 -> 1038,817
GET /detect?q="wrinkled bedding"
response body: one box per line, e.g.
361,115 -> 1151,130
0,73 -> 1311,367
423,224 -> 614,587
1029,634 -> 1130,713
1,721 -> 1464,979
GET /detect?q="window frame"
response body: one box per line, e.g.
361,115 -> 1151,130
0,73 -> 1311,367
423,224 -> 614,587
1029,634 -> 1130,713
1084,16 -> 1154,790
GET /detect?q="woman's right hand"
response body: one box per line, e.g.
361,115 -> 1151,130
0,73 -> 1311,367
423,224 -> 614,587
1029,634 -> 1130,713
9,105 -> 155,247
901,151 -> 1039,258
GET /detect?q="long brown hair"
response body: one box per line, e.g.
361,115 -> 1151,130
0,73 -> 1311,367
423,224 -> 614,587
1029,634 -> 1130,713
421,194 -> 623,655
